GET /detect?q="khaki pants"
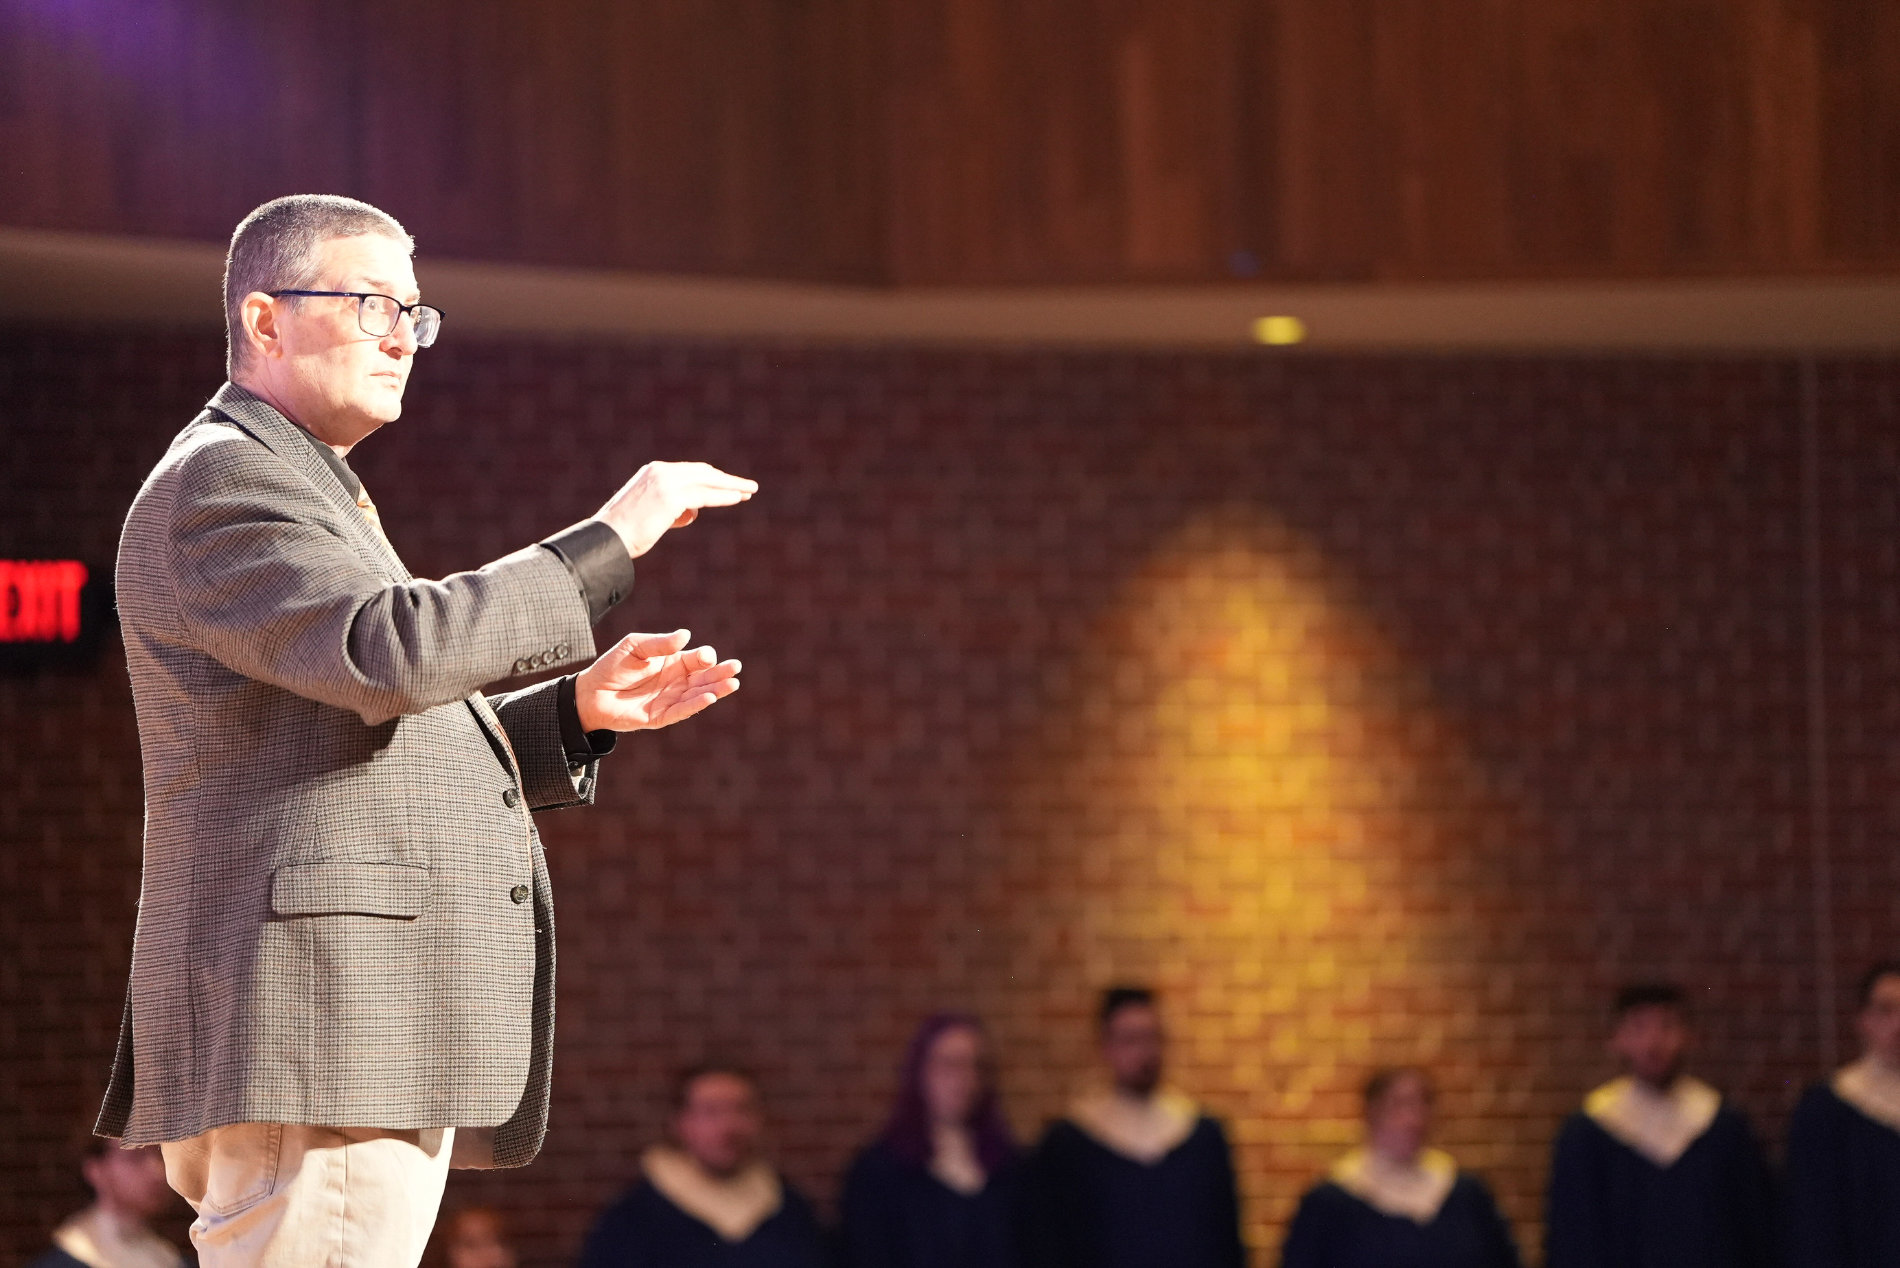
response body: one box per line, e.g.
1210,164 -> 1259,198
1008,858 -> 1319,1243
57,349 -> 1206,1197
161,1124 -> 454,1268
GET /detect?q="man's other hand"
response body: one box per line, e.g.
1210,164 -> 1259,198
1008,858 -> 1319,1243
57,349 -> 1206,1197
595,462 -> 757,558
574,630 -> 741,733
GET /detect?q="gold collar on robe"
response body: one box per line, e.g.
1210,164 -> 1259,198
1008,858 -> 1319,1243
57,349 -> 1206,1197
641,1145 -> 784,1244
1833,1058 -> 1900,1135
1584,1075 -> 1721,1168
1067,1087 -> 1201,1165
1329,1148 -> 1458,1225
53,1207 -> 184,1268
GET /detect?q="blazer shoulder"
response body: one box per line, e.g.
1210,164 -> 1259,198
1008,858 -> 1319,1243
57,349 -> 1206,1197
163,414 -> 294,488
120,417 -> 246,566
153,415 -> 349,529
132,415 -> 267,507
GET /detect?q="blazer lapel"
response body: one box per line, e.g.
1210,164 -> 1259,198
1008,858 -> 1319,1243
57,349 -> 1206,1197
466,691 -> 524,786
204,385 -> 517,777
203,382 -> 412,582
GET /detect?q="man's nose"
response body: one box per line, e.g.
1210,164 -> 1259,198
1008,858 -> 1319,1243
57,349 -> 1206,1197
385,317 -> 420,355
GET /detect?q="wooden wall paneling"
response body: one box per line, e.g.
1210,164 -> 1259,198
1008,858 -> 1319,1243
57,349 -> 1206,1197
1111,0 -> 1243,276
1643,1 -> 1755,265
356,1 -> 885,281
886,0 -> 1900,284
1380,2 -> 1520,277
677,0 -> 888,282
1816,0 -> 1900,262
1256,1 -> 1400,280
4,0 -> 1900,286
1736,0 -> 1823,266
0,0 -> 360,242
358,2 -> 618,270
884,0 -> 1249,284
884,0 -> 1016,281
1506,0 -> 1645,271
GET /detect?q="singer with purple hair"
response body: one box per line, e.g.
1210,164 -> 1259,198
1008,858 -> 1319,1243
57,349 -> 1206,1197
839,1014 -> 1027,1268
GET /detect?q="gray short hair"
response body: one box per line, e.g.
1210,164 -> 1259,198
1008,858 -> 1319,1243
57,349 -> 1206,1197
223,195 -> 413,375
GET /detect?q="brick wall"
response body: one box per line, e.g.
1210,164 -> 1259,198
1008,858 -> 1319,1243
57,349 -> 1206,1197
1,329 -> 1893,1265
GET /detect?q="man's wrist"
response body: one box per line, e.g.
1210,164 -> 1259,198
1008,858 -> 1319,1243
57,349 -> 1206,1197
541,520 -> 637,625
557,674 -> 618,760
593,515 -> 638,559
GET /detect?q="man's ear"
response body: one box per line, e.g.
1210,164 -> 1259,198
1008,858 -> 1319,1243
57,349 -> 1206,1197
240,291 -> 283,363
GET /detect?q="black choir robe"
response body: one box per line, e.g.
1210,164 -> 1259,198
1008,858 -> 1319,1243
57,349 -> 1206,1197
1785,1080 -> 1900,1268
1544,1100 -> 1776,1268
577,1177 -> 827,1268
838,1139 -> 1024,1268
1029,1114 -> 1245,1268
1280,1172 -> 1520,1268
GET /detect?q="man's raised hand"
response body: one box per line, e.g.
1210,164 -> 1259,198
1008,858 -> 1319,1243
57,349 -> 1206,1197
596,461 -> 757,558
574,630 -> 741,733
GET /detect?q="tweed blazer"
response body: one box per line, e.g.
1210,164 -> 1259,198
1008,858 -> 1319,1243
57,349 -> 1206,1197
97,382 -> 607,1168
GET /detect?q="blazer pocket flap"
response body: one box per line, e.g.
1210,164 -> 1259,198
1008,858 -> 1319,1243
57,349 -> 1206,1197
270,862 -> 429,919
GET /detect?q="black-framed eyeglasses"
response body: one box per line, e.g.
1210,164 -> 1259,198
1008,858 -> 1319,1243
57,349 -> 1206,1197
269,290 -> 444,348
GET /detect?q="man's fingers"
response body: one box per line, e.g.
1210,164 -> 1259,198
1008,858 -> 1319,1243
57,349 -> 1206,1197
675,467 -> 758,505
599,462 -> 755,558
599,642 -> 720,692
682,658 -> 741,685
623,630 -> 692,660
659,680 -> 739,724
676,485 -> 753,509
666,674 -> 741,709
683,464 -> 759,494
637,651 -> 726,694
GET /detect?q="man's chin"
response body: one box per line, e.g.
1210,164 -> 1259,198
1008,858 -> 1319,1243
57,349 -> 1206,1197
359,397 -> 405,426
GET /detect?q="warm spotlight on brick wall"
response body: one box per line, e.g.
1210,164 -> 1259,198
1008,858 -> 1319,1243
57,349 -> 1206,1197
981,508 -> 1552,1254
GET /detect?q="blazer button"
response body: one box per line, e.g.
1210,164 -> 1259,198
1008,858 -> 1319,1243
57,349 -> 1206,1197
554,643 -> 571,659
513,658 -> 531,674
510,884 -> 530,904
502,788 -> 521,808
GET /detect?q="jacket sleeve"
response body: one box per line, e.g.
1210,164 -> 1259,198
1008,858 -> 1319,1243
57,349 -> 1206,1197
164,436 -> 595,725
486,677 -> 602,811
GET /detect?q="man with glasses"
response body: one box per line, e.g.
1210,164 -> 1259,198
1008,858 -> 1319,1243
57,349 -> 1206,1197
98,194 -> 757,1267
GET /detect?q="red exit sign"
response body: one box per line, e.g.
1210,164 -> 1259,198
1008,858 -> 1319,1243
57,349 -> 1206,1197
2,560 -> 91,644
